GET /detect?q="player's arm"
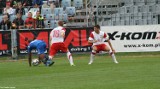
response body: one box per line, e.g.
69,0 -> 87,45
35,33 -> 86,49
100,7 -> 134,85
88,33 -> 97,44
88,39 -> 97,44
107,40 -> 115,53
104,32 -> 115,53
28,46 -> 32,66
28,52 -> 32,67
60,30 -> 65,38
61,28 -> 66,38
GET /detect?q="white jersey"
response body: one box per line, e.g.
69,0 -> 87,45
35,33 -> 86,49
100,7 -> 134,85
89,31 -> 109,46
50,26 -> 66,44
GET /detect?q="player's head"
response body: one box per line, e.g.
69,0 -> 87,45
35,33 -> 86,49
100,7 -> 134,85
94,25 -> 100,33
58,21 -> 64,26
28,37 -> 36,43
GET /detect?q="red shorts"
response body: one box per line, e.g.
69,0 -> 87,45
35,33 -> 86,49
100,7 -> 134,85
49,42 -> 68,56
93,44 -> 107,53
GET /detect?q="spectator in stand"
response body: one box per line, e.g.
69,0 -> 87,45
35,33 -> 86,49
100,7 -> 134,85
25,12 -> 35,29
42,1 -> 50,8
12,13 -> 24,29
0,14 -> 12,30
0,0 -> 6,14
22,0 -> 33,8
16,2 -> 25,15
35,11 -> 45,28
32,0 -> 43,13
10,0 -> 20,8
54,0 -> 62,7
48,0 -> 56,14
3,3 -> 15,15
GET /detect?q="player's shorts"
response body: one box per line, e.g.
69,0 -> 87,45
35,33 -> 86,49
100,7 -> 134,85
37,42 -> 47,55
49,42 -> 68,56
93,44 -> 107,53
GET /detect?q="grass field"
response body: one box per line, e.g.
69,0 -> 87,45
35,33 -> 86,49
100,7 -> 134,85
0,52 -> 160,89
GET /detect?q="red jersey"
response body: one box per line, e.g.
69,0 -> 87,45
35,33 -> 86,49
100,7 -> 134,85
25,17 -> 35,28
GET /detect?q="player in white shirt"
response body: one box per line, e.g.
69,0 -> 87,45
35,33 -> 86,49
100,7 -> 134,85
88,25 -> 118,64
49,21 -> 75,66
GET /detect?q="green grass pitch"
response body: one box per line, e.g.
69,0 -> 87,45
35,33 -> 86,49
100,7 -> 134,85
0,53 -> 160,89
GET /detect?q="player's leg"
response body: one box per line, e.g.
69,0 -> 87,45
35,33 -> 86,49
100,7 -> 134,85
88,46 -> 97,65
47,43 -> 58,66
37,43 -> 54,66
103,44 -> 118,64
66,50 -> 75,66
61,43 -> 75,66
39,54 -> 50,65
37,43 -> 47,64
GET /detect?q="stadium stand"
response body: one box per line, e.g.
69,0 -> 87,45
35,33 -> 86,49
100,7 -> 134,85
96,0 -> 160,26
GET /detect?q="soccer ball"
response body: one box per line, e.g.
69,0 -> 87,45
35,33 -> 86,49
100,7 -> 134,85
32,59 -> 39,66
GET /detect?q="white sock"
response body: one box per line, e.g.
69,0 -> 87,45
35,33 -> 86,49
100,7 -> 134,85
88,50 -> 96,64
67,51 -> 74,65
49,56 -> 53,60
109,50 -> 118,64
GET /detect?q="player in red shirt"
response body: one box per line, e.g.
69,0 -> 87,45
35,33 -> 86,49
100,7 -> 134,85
88,25 -> 118,64
49,21 -> 75,66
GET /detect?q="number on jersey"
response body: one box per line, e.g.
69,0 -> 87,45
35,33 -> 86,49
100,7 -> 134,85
53,30 -> 60,37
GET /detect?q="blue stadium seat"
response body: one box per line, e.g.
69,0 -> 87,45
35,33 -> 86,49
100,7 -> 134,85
73,0 -> 83,9
132,6 -> 138,13
58,14 -> 68,22
61,0 -> 71,9
66,7 -> 76,16
124,0 -> 134,6
10,15 -> 16,22
46,14 -> 54,20
29,8 -> 39,12
50,20 -> 56,28
24,8 -> 28,14
134,0 -> 145,6
137,13 -> 142,20
22,15 -> 27,21
118,6 -> 125,14
155,5 -> 160,13
148,5 -> 156,13
54,8 -> 63,16
41,8 -> 52,14
62,14 -> 68,22
125,13 -> 130,21
44,20 -> 50,28
146,0 -> 156,5
44,20 -> 57,29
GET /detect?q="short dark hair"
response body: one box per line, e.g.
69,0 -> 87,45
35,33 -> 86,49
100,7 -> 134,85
58,21 -> 64,26
94,25 -> 100,29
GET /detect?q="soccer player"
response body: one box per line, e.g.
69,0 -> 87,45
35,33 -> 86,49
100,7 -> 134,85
88,25 -> 118,64
28,39 -> 54,67
49,21 -> 75,66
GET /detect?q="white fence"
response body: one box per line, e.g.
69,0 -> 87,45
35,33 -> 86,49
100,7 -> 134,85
102,25 -> 160,52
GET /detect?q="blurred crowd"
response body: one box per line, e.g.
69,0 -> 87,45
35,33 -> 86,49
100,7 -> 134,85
0,0 -> 63,30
